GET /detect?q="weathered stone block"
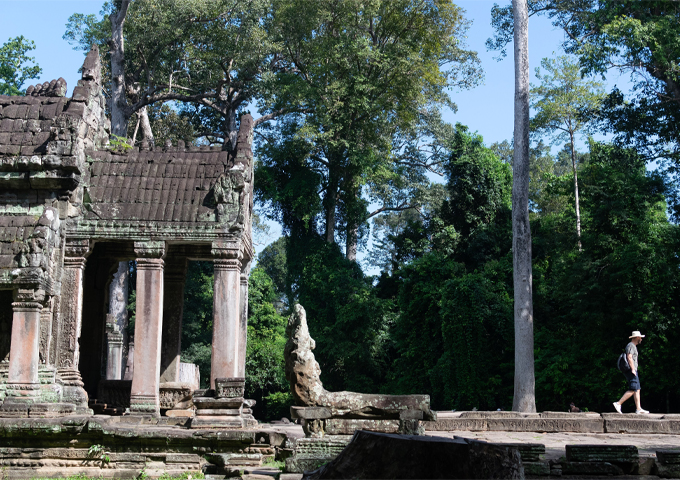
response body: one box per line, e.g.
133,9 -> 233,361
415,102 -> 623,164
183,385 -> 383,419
497,443 -> 545,462
566,444 -> 638,463
657,450 -> 680,465
522,461 -> 550,476
291,406 -> 332,420
561,461 -> 624,475
324,418 -> 400,435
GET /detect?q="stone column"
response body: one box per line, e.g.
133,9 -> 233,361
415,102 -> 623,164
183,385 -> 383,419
160,257 -> 187,384
105,315 -> 124,380
238,261 -> 251,378
0,288 -> 45,413
211,243 -> 241,389
56,239 -> 90,410
130,241 -> 165,415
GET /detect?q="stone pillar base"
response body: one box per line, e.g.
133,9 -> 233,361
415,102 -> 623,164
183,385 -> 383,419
130,394 -> 160,416
191,378 -> 253,429
3,384 -> 41,403
57,368 -> 89,408
0,399 -> 30,418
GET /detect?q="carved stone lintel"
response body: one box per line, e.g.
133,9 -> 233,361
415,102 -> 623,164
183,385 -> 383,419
133,241 -> 166,259
211,241 -> 240,260
13,289 -> 46,305
64,238 -> 91,259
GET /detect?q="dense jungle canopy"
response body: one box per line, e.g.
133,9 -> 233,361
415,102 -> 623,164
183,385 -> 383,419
4,0 -> 680,418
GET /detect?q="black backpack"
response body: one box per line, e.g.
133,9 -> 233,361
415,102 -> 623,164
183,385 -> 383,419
617,352 -> 630,372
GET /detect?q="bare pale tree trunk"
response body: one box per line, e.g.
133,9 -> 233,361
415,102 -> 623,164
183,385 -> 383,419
130,114 -> 141,146
139,106 -> 154,147
569,133 -> 582,251
511,0 -> 536,413
109,0 -> 131,137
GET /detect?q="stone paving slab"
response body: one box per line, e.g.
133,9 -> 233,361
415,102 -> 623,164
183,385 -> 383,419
426,430 -> 680,462
426,411 -> 680,435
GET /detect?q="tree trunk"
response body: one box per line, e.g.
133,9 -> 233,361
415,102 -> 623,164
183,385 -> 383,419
345,185 -> 360,261
569,134 -> 582,251
325,173 -> 339,244
346,226 -> 358,261
511,0 -> 536,413
225,108 -> 238,150
109,0 -> 131,138
139,106 -> 154,147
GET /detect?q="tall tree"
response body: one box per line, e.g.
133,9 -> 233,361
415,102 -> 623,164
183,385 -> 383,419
488,1 -> 680,164
530,55 -> 605,249
0,36 -> 42,96
257,0 -> 482,260
511,0 -> 536,413
65,0 -> 277,147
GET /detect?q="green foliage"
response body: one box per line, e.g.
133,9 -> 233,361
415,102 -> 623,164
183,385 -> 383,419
287,234 -> 395,392
87,443 -> 110,467
246,268 -> 290,420
256,237 -> 288,302
384,128 -> 514,410
0,36 -> 42,95
488,1 -> 680,163
440,124 -> 512,244
158,472 -> 205,480
532,143 -> 680,411
257,0 -> 483,258
108,134 -> 133,152
181,261 -> 214,388
65,0 -> 276,143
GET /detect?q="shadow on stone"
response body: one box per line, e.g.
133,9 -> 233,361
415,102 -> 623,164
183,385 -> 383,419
302,430 -> 524,479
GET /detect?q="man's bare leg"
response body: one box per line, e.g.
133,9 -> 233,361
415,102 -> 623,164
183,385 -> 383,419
617,390 -> 634,405
634,390 -> 641,410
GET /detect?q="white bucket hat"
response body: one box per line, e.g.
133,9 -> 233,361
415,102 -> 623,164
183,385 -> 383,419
629,331 -> 645,338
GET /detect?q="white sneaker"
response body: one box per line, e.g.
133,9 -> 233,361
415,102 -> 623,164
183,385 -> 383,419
636,408 -> 649,414
613,402 -> 622,414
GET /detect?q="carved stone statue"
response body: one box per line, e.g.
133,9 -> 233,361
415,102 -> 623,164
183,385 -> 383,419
284,304 -> 435,421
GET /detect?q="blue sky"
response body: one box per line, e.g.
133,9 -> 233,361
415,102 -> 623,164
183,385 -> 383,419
1,0 -> 635,267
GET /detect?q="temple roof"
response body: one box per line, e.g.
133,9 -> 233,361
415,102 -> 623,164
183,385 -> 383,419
84,148 -> 234,224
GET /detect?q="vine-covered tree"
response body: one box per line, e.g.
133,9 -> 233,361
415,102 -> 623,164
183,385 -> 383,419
65,0 -> 278,147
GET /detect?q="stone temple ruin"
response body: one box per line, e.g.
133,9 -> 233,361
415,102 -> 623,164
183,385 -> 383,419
0,45 -> 256,427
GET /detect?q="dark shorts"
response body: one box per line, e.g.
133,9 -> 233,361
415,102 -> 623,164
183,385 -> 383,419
624,370 -> 641,391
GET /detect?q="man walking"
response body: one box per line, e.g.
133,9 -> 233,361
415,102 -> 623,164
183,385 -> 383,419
613,331 -> 649,414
